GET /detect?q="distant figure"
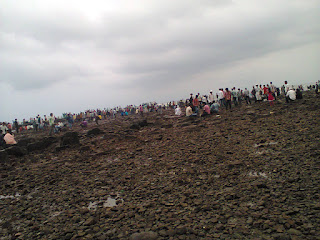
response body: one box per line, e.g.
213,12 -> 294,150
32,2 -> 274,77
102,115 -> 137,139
316,82 -> 320,94
268,90 -> 275,106
225,88 -> 232,110
255,86 -> 262,101
244,88 -> 251,104
218,88 -> 225,107
296,89 -> 303,99
80,120 -> 88,128
251,86 -> 256,102
210,101 -> 220,114
14,119 -> 19,133
286,88 -> 296,103
33,118 -> 38,132
67,114 -> 73,128
186,105 -> 193,117
201,104 -> 211,117
175,106 -> 182,116
192,95 -> 200,114
0,122 -> 8,135
4,131 -> 17,145
208,90 -> 214,104
48,113 -> 55,136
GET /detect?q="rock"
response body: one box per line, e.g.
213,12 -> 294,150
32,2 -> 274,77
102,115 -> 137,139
79,146 -> 91,152
175,226 -> 188,235
130,231 -> 158,240
138,120 -> 148,127
287,229 -> 302,235
6,146 -> 28,157
0,149 -> 8,161
55,146 -> 69,152
158,230 -> 167,236
87,128 -> 104,136
227,161 -> 243,169
130,120 -> 148,130
83,217 -> 96,226
27,137 -> 57,152
130,123 -> 140,130
60,132 -> 79,147
17,138 -> 34,147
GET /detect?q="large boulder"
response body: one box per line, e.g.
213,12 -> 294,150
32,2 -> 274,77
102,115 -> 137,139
17,138 -> 35,147
87,128 -> 104,137
60,132 -> 80,147
130,120 -> 148,130
0,149 -> 8,161
130,231 -> 158,240
6,146 -> 28,157
27,137 -> 57,152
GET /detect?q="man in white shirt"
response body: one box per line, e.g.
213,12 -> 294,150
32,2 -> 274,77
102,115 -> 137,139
208,90 -> 215,104
286,89 -> 296,103
0,123 -> 9,135
186,105 -> 193,117
217,89 -> 225,107
175,106 -> 182,116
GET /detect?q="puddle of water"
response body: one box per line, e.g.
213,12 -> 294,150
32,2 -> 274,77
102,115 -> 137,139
106,158 -> 120,164
254,142 -> 278,148
88,201 -> 99,210
50,211 -> 62,218
103,197 -> 117,208
248,171 -> 268,179
88,196 -> 123,210
255,150 -> 267,155
0,193 -> 21,200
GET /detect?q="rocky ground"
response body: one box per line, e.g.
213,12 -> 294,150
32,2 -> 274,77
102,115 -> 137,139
0,92 -> 319,240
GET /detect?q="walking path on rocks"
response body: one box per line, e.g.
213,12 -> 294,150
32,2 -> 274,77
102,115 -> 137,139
0,92 -> 319,239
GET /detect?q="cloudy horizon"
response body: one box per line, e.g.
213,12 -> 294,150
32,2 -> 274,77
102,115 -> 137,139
1,0 -> 320,122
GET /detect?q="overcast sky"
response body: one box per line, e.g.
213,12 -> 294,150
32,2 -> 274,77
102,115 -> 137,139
1,0 -> 320,121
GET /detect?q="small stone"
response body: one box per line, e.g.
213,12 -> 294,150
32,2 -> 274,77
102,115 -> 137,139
84,217 -> 96,226
287,228 -> 302,235
275,225 -> 285,233
130,231 -> 158,240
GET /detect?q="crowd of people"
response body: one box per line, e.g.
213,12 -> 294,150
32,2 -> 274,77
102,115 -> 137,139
1,81 -> 319,147
180,82 -> 309,117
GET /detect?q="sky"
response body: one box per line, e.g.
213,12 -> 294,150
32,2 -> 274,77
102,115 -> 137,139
1,0 -> 320,121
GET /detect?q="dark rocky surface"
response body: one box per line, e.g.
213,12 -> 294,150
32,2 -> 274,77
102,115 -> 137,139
0,92 -> 319,239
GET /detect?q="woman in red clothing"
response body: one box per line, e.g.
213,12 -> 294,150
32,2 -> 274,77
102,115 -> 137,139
268,89 -> 275,106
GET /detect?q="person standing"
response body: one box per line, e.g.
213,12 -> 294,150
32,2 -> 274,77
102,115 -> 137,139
33,118 -> 38,132
208,90 -> 215,105
14,119 -> 19,133
268,90 -> 275,106
244,88 -> 251,104
48,113 -> 55,136
225,88 -> 232,110
192,95 -> 200,114
231,87 -> 238,106
218,89 -> 225,107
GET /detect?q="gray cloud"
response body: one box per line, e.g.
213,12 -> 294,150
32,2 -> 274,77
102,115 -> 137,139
1,0 -> 320,121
